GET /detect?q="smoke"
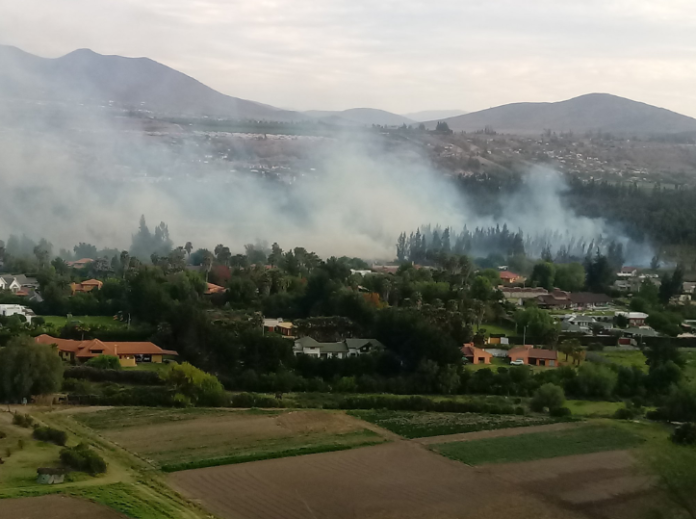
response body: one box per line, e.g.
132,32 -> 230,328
0,102 -> 652,264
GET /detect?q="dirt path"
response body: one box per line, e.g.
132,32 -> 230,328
414,421 -> 582,445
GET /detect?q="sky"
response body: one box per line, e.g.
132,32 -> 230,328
1,0 -> 696,116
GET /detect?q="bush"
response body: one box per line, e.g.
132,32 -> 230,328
336,395 -> 519,415
12,413 -> 34,428
671,423 -> 696,446
613,403 -> 643,420
230,392 -> 283,408
514,406 -> 526,415
588,343 -> 605,352
33,426 -> 68,446
530,383 -> 566,413
161,363 -> 226,407
64,366 -> 162,385
60,443 -> 107,475
549,406 -> 572,418
85,355 -> 122,370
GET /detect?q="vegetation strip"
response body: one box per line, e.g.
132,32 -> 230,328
431,424 -> 644,465
160,440 -> 385,472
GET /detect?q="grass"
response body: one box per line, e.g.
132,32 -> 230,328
72,407 -> 250,430
565,400 -> 626,418
431,423 -> 644,466
41,316 -> 129,329
160,434 -> 383,472
348,410 -> 559,439
597,349 -> 696,382
477,323 -> 516,336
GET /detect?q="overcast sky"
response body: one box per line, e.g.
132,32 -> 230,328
1,0 -> 695,116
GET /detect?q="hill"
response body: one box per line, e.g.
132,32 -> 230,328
427,94 -> 696,135
0,45 -> 304,121
403,109 -> 467,122
304,108 -> 414,127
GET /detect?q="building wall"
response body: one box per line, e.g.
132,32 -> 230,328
118,356 -> 137,368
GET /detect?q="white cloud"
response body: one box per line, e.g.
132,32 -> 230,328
0,0 -> 695,115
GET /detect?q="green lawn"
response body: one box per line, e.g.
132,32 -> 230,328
597,350 -> 648,371
565,400 -> 625,418
349,410 -> 558,439
477,323 -> 516,336
431,423 -> 644,466
41,316 -> 128,329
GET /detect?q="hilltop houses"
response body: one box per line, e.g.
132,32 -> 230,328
70,279 -> 103,295
292,337 -> 384,359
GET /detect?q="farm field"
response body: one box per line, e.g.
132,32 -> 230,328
0,494 -> 125,519
72,407 -> 386,471
565,400 -> 626,418
598,348 -> 696,381
431,423 -> 644,466
348,410 -> 558,438
170,440 -> 585,519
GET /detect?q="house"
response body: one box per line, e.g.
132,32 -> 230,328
617,267 -> 639,278
371,265 -> 400,275
66,258 -> 95,268
498,271 -> 524,285
0,274 -> 38,293
462,343 -> 492,365
486,336 -> 509,346
501,287 -> 548,305
508,345 -> 558,367
615,311 -> 648,327
0,304 -> 36,323
292,336 -> 385,359
683,282 -> 696,295
536,289 -> 572,309
204,283 -> 226,295
263,318 -> 295,337
569,292 -> 613,310
350,269 -> 373,277
70,279 -> 103,295
35,334 -> 177,367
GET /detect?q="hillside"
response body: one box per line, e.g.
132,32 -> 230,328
427,94 -> 696,135
403,109 -> 467,122
0,45 -> 303,121
304,108 -> 414,127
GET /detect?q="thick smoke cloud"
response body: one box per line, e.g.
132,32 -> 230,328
0,103 -> 649,263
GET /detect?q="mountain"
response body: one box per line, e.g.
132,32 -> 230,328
0,45 -> 304,121
427,94 -> 696,135
403,109 -> 467,122
304,108 -> 415,127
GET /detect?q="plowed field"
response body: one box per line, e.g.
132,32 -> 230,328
0,495 -> 125,519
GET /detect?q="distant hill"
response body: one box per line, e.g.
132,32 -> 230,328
304,108 -> 415,127
403,109 -> 467,122
426,94 -> 696,135
0,45 -> 304,121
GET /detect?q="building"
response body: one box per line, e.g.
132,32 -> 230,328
66,258 -> 95,269
70,279 -> 103,295
292,336 -> 384,359
204,283 -> 226,295
569,292 -> 613,310
263,318 -> 295,337
501,287 -> 549,305
462,344 -> 492,365
0,304 -> 36,323
35,334 -> 177,367
508,345 -> 558,367
615,312 -> 648,327
0,274 -> 39,293
498,271 -> 524,285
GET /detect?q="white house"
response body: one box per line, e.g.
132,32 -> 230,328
615,311 -> 649,327
293,337 -> 385,359
0,276 -> 22,293
0,304 -> 35,323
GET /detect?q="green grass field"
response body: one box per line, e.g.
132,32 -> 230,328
477,323 -> 516,336
73,407 -> 386,472
431,423 -> 644,465
598,349 -> 696,382
565,400 -> 626,418
41,316 -> 128,329
348,410 -> 557,439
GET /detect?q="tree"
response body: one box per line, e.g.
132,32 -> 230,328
184,241 -> 193,258
530,383 -> 565,412
558,339 -> 581,361
530,262 -> 555,290
515,307 -> 560,345
0,336 -> 63,401
120,251 -> 130,279
575,363 -> 617,398
585,252 -> 615,293
554,263 -> 585,292
161,362 -> 226,406
615,313 -> 629,329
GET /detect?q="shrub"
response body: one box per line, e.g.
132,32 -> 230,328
161,362 -> 226,407
514,406 -> 526,415
671,423 -> 696,446
64,366 -> 162,385
33,426 -> 68,446
60,443 -> 107,475
12,413 -> 34,428
588,343 -> 605,352
230,392 -> 283,408
530,383 -> 566,413
549,406 -> 572,418
613,403 -> 643,420
85,355 -> 122,370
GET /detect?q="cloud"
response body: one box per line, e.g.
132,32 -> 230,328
0,0 -> 695,115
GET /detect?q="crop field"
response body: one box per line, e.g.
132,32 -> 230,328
348,410 -> 558,438
431,423 -> 644,466
170,441 -> 584,519
0,494 -> 126,519
73,407 -> 385,471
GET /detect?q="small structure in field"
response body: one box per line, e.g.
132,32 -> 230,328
36,467 -> 67,484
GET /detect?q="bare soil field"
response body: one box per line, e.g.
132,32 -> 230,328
170,441 -> 587,519
0,495 -> 126,519
73,407 -> 384,469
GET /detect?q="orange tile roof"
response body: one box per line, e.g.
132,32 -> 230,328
35,334 -> 177,358
205,283 -> 226,295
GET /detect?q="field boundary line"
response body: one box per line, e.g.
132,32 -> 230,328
413,421 -> 582,445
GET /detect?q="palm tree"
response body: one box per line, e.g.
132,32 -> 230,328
184,242 -> 193,258
120,251 -> 130,280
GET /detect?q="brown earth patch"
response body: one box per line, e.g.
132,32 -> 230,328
0,495 -> 125,519
170,441 -> 586,519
